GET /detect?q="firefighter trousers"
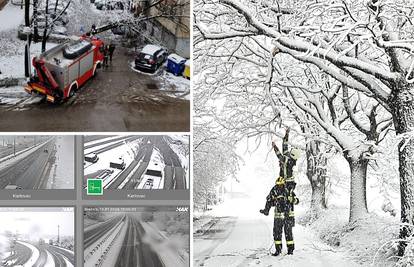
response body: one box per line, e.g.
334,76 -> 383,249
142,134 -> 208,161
273,217 -> 294,253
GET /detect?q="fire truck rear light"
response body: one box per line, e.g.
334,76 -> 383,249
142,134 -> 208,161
46,95 -> 55,103
24,86 -> 32,94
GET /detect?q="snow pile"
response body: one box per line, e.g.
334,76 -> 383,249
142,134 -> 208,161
50,136 -> 74,189
156,71 -> 190,99
298,207 -> 400,266
0,234 -> 9,261
0,2 -> 23,31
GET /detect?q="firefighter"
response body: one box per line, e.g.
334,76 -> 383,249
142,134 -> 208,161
109,43 -> 116,62
103,45 -> 109,68
264,177 -> 298,256
260,128 -> 300,215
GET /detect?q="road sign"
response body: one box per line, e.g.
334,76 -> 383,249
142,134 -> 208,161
87,179 -> 103,195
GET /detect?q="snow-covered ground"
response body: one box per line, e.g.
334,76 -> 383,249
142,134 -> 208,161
194,193 -> 362,267
156,69 -> 190,100
141,221 -> 189,266
47,136 -> 74,189
84,219 -> 126,267
129,61 -> 190,100
169,135 -> 190,188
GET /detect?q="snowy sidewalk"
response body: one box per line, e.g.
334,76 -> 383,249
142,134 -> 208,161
194,196 -> 362,267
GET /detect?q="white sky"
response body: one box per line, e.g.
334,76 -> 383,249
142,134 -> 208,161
0,211 -> 74,237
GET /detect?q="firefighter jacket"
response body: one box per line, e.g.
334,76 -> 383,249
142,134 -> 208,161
266,185 -> 289,219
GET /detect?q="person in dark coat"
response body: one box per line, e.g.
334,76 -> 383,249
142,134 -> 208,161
108,43 -> 116,62
103,45 -> 109,68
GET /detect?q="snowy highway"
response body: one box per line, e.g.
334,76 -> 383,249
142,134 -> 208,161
84,213 -> 187,267
0,136 -> 74,189
1,240 -> 74,267
84,135 -> 189,190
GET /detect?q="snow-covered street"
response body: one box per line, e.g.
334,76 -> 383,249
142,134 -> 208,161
0,0 -> 190,131
194,194 -> 361,267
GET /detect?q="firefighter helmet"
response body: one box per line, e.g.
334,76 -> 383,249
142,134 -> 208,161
290,148 -> 301,160
275,177 -> 285,186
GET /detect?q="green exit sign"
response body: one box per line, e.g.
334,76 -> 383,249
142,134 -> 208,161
87,179 -> 103,195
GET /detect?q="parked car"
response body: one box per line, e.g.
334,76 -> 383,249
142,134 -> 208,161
95,0 -> 127,10
17,23 -> 68,40
134,44 -> 167,72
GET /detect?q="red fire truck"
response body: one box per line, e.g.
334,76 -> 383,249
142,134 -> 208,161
25,36 -> 104,103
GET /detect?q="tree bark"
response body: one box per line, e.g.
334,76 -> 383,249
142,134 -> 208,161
389,82 -> 414,255
347,156 -> 369,222
306,140 -> 327,219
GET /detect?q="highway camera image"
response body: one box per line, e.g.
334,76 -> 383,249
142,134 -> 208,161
0,136 -> 74,189
83,135 -> 189,190
83,207 -> 190,267
0,207 -> 75,267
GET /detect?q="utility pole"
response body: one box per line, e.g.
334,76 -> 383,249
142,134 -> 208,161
13,137 -> 16,157
57,224 -> 60,244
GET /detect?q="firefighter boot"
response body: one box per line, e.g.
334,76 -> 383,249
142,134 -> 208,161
272,245 -> 282,256
260,200 -> 272,216
287,243 -> 294,255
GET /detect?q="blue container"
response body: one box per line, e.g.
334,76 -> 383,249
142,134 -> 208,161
167,54 -> 186,76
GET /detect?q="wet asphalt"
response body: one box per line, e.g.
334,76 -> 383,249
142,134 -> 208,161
0,47 -> 190,132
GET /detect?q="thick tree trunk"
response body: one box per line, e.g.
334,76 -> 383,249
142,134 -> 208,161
347,156 -> 369,222
389,82 -> 414,255
306,140 -> 327,219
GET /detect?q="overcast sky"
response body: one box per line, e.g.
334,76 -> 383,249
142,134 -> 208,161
0,211 -> 74,237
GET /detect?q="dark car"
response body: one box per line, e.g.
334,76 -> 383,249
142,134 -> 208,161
134,44 -> 167,72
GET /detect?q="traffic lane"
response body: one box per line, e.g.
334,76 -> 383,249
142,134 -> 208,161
15,243 -> 32,265
149,136 -> 181,167
14,140 -> 54,189
83,135 -> 115,145
46,246 -> 67,267
163,166 -> 174,190
89,136 -> 140,155
115,216 -> 138,267
84,215 -> 123,248
33,245 -> 48,267
174,167 -> 186,189
0,140 -> 52,188
106,144 -> 149,189
47,245 -> 75,266
133,219 -> 164,267
123,161 -> 149,189
84,135 -> 139,150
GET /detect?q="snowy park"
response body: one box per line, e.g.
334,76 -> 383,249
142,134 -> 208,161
194,0 -> 414,266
